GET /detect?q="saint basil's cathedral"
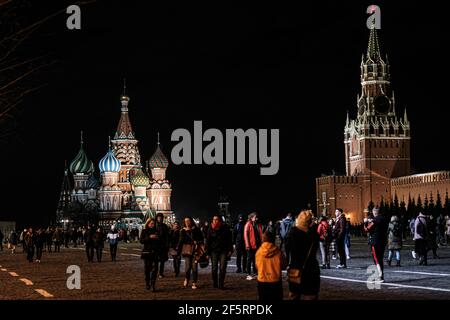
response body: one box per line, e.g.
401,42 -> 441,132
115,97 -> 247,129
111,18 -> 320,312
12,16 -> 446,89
56,87 -> 174,227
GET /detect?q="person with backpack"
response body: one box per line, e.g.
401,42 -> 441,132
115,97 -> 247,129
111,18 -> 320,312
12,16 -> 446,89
317,216 -> 331,269
414,212 -> 428,265
387,215 -> 402,267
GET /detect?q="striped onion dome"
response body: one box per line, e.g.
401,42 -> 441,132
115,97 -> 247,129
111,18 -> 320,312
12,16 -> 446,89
99,149 -> 121,173
130,169 -> 149,187
149,145 -> 169,169
69,145 -> 94,175
87,174 -> 99,189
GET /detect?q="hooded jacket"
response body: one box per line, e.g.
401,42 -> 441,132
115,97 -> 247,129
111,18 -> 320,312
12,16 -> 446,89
255,242 -> 286,283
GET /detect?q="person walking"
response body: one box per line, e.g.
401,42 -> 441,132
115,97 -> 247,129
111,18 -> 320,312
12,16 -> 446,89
24,228 -> 35,263
107,225 -> 120,262
35,228 -> 46,263
205,215 -> 233,289
53,227 -> 62,253
333,209 -> 347,268
93,227 -> 104,262
178,216 -> 204,289
387,215 -> 402,267
84,225 -> 95,263
427,215 -> 439,259
344,218 -> 351,259
20,229 -> 27,253
364,208 -> 388,282
286,210 -> 320,300
45,227 -> 53,253
169,221 -> 182,277
232,214 -> 247,274
244,212 -> 264,280
140,218 -> 162,291
155,213 -> 170,278
8,230 -> 18,254
255,231 -> 287,301
414,212 -> 428,265
317,216 -> 331,269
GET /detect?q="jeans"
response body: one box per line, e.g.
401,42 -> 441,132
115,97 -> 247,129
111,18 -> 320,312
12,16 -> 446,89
388,249 -> 401,261
211,251 -> 228,288
95,247 -> 103,262
184,255 -> 198,282
172,255 -> 181,275
110,244 -> 118,261
319,241 -> 330,266
246,249 -> 257,275
54,241 -> 60,252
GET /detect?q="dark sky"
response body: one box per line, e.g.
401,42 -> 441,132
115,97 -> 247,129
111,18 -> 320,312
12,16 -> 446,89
1,0 -> 449,225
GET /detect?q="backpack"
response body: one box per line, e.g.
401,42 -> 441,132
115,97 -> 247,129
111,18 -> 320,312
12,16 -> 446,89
392,223 -> 401,238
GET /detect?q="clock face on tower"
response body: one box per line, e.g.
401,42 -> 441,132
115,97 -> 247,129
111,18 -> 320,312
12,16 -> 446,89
374,95 -> 390,114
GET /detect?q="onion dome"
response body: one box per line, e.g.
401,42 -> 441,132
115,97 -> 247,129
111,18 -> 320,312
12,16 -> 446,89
149,134 -> 169,169
69,131 -> 94,175
99,140 -> 121,173
130,169 -> 149,187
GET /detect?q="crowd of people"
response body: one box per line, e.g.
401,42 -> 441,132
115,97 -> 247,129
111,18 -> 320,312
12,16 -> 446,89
1,208 -> 449,300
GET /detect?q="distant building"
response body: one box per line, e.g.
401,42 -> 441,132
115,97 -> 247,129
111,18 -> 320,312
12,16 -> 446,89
316,25 -> 450,223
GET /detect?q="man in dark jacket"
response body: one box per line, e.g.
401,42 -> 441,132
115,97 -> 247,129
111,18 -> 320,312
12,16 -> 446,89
155,213 -> 170,278
364,207 -> 388,282
35,228 -> 46,263
232,214 -> 247,273
206,215 -> 233,289
24,228 -> 35,263
334,208 -> 347,268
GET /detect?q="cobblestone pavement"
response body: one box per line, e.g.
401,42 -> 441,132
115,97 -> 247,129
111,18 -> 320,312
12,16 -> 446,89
1,237 -> 449,300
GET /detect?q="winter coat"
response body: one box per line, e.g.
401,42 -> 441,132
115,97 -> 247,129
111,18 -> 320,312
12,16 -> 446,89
169,228 -> 181,249
232,221 -> 246,250
35,231 -> 46,248
364,215 -> 388,246
107,230 -> 120,246
140,226 -> 163,258
333,215 -> 347,241
244,221 -> 263,250
93,231 -> 104,249
414,214 -> 428,240
255,242 -> 286,283
388,220 -> 402,250
286,226 -> 320,296
205,224 -> 233,255
279,217 -> 294,239
24,232 -> 35,248
317,221 -> 330,242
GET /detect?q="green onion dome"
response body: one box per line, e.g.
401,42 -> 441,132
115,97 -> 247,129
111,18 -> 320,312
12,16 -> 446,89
69,145 -> 94,175
130,169 -> 149,187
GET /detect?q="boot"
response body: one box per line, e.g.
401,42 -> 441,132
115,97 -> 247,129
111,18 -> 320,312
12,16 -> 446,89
396,260 -> 401,267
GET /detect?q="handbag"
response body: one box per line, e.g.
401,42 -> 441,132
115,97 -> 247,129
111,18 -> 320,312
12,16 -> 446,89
181,244 -> 195,257
287,239 -> 314,285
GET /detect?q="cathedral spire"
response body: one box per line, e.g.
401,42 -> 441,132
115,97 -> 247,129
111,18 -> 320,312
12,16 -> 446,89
114,82 -> 135,140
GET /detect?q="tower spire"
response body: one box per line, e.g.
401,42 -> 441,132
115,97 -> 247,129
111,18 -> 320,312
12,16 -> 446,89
157,132 -> 160,146
122,78 -> 127,97
367,23 -> 381,61
80,130 -> 84,146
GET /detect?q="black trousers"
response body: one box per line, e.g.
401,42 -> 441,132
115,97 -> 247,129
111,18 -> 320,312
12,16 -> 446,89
246,249 -> 257,275
172,255 -> 181,275
144,256 -> 159,286
35,245 -> 43,260
371,244 -> 385,275
110,244 -> 118,261
336,237 -> 346,267
258,281 -> 283,301
95,247 -> 103,262
415,239 -> 427,264
158,260 -> 165,276
54,241 -> 61,252
47,242 -> 52,252
236,248 -> 247,272
86,246 -> 94,262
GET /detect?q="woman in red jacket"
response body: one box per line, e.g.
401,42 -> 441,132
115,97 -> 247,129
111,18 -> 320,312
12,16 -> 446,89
317,217 -> 331,269
244,212 -> 264,280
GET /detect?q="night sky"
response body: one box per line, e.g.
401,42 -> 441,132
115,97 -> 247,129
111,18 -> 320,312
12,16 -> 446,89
1,1 -> 449,226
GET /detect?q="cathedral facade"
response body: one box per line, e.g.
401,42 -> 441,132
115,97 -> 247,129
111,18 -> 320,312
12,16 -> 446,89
316,26 -> 450,224
56,88 -> 174,226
